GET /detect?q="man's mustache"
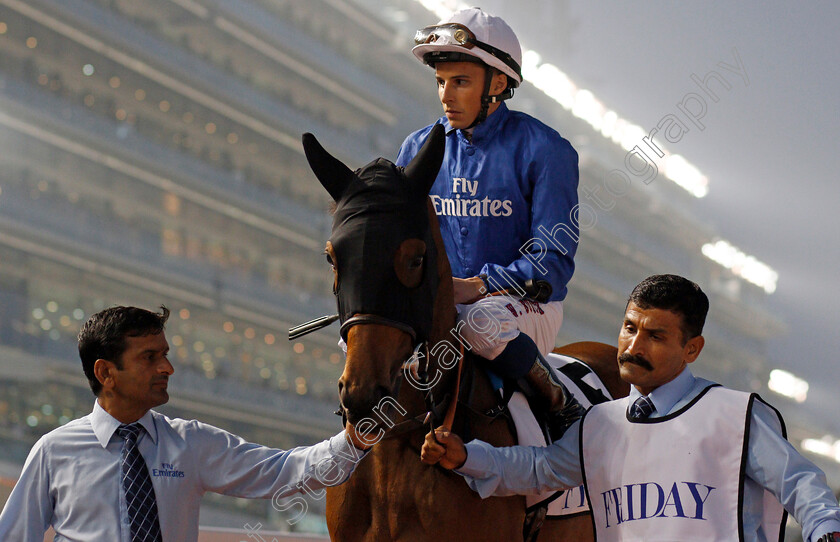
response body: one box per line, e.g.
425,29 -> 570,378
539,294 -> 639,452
618,353 -> 654,371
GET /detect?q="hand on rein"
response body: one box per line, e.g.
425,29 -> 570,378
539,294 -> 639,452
452,276 -> 487,304
421,426 -> 467,469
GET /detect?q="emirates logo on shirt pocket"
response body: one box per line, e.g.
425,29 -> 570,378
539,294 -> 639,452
152,462 -> 185,478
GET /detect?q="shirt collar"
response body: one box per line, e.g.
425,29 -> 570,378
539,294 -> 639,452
441,102 -> 510,143
91,400 -> 159,448
627,367 -> 696,417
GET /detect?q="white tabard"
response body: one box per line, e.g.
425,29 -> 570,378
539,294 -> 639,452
580,385 -> 786,541
516,353 -> 613,517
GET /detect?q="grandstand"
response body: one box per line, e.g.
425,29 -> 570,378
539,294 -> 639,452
0,0 -> 834,537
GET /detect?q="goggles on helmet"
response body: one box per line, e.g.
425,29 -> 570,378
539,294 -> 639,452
414,23 -> 522,81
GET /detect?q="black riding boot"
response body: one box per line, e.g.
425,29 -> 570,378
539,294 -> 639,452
518,356 -> 585,441
491,334 -> 584,441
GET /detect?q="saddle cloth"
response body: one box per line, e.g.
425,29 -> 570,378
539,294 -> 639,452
506,353 -> 613,516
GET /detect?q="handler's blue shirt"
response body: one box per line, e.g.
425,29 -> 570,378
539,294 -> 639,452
0,400 -> 367,542
458,369 -> 840,542
396,103 -> 579,302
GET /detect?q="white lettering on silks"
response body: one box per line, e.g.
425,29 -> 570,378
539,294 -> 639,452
431,177 -> 513,217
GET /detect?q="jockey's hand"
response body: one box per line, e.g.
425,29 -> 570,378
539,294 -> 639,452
453,277 -> 486,304
421,427 -> 467,469
345,421 -> 374,451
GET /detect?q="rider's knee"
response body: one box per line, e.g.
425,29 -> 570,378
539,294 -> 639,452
455,297 -> 520,360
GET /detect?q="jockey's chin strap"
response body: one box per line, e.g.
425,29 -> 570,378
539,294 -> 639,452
466,66 -> 515,130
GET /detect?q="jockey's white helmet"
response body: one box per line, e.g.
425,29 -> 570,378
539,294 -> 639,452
412,7 -> 523,88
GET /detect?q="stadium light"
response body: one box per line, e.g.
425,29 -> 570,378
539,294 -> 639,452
801,437 -> 840,464
702,239 -> 778,294
767,369 -> 809,403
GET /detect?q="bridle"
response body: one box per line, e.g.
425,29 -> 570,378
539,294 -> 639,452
369,338 -> 465,441
289,314 -> 465,439
296,124 -> 466,442
339,315 -> 416,344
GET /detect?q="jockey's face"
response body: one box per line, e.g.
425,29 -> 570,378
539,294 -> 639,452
617,303 -> 704,396
435,62 -> 506,129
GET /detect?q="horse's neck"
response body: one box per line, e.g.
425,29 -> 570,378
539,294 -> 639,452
421,197 -> 464,419
403,199 -> 512,442
426,199 -> 457,341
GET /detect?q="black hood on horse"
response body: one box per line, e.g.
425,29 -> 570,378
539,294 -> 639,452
302,125 -> 446,344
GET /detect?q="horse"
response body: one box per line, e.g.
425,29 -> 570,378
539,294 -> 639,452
301,124 -> 628,541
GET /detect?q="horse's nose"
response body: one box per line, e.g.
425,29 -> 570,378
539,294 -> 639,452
338,377 -> 388,423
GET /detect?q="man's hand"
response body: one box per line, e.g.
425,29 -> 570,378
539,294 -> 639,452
453,277 -> 486,304
345,421 -> 373,451
421,427 -> 467,469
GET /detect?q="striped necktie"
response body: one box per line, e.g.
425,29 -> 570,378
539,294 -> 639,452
629,396 -> 655,420
117,423 -> 163,542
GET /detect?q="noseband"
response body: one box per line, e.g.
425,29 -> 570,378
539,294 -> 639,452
339,314 -> 417,343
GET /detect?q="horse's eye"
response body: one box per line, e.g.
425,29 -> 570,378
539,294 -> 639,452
325,253 -> 334,266
394,239 -> 426,288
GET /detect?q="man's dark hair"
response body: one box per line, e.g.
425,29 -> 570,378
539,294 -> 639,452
78,306 -> 170,396
627,275 -> 709,342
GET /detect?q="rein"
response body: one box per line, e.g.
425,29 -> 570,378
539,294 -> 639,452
290,312 -> 465,441
441,340 -> 464,430
383,279 -> 542,435
380,339 -> 465,440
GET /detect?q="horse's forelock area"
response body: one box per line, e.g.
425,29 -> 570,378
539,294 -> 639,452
342,158 -> 426,205
333,169 -> 429,237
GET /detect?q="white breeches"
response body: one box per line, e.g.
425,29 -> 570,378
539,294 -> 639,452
455,296 -> 564,360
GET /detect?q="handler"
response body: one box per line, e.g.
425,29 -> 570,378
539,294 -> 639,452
397,7 -> 581,433
0,306 -> 369,541
421,274 -> 840,542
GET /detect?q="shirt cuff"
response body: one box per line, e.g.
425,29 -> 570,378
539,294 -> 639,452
455,440 -> 493,478
329,431 -> 370,461
811,520 -> 840,542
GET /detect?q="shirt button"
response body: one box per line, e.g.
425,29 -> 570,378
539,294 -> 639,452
464,267 -> 474,275
460,226 -> 469,236
465,147 -> 475,156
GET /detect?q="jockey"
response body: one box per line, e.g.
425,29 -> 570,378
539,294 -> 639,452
396,8 -> 582,436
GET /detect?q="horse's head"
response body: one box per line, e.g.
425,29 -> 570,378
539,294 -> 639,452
303,125 -> 447,424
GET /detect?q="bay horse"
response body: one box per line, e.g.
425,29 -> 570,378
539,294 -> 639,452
301,125 -> 628,541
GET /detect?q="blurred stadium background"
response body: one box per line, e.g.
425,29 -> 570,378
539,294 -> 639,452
0,0 -> 835,539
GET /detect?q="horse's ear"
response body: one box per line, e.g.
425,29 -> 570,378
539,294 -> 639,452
302,132 -> 354,202
404,124 -> 445,197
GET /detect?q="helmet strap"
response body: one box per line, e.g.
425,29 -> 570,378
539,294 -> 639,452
466,67 -> 514,129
